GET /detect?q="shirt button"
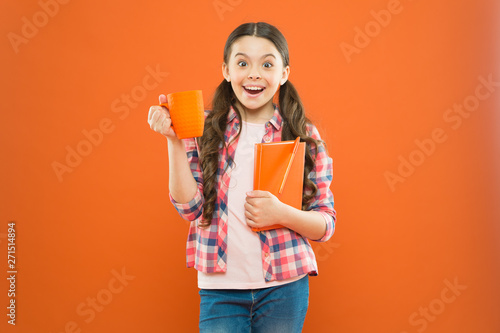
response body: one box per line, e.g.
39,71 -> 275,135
264,136 -> 271,143
266,123 -> 271,128
264,253 -> 270,257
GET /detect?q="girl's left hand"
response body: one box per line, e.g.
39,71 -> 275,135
244,190 -> 287,229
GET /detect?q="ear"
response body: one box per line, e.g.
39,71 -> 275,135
222,62 -> 231,82
280,65 -> 290,85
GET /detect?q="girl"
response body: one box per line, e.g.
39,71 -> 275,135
148,22 -> 336,333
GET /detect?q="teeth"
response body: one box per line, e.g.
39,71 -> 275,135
245,86 -> 263,91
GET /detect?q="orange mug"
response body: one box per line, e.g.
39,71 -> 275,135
160,90 -> 205,139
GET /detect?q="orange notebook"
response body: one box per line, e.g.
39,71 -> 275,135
252,139 -> 305,231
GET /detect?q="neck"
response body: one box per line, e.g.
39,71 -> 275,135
236,100 -> 275,124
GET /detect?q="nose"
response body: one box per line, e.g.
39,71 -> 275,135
248,67 -> 261,80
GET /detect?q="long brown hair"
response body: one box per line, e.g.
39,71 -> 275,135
197,22 -> 321,227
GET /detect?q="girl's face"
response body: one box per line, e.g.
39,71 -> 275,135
223,36 -> 290,121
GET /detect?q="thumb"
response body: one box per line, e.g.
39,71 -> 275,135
159,94 -> 167,105
246,190 -> 271,198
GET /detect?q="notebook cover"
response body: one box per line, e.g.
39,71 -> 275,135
252,140 -> 305,231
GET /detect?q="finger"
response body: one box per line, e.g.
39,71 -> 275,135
149,110 -> 161,129
161,117 -> 171,135
159,94 -> 167,104
154,113 -> 167,132
246,203 -> 262,219
149,106 -> 166,125
151,111 -> 163,131
245,210 -> 256,225
245,209 -> 255,221
154,109 -> 168,125
245,218 -> 256,228
245,196 -> 257,208
148,106 -> 160,123
244,202 -> 254,214
245,195 -> 265,208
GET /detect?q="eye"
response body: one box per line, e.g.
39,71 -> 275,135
238,61 -> 247,67
263,62 -> 273,68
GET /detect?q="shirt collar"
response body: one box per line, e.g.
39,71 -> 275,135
227,106 -> 238,123
227,104 -> 282,131
268,105 -> 282,131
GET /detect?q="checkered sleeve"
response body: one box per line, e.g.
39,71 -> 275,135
305,124 -> 336,242
169,137 -> 204,221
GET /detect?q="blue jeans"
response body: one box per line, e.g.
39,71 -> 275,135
199,275 -> 309,333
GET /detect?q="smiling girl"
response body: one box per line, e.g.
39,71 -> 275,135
148,22 -> 336,332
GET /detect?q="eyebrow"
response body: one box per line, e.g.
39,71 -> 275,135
234,52 -> 276,60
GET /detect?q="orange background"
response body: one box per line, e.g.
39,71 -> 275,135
1,0 -> 499,332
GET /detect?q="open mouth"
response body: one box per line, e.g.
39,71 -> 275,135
244,86 -> 265,95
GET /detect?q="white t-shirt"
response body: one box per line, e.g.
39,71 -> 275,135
198,121 -> 305,289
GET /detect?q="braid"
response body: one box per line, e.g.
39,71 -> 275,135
279,80 -> 321,209
198,80 -> 242,227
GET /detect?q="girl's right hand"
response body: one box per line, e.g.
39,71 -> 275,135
148,94 -> 178,140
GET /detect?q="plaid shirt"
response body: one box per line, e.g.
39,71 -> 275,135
170,105 -> 336,282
